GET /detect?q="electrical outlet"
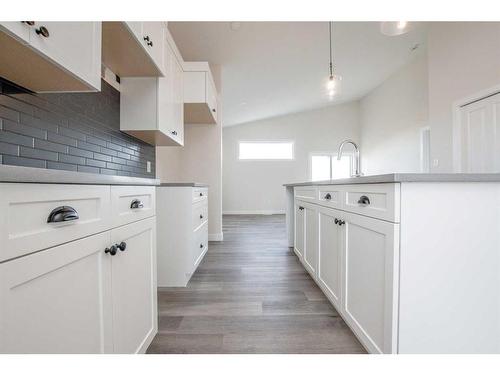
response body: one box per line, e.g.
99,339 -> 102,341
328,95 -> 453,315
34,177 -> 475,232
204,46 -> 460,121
147,161 -> 151,173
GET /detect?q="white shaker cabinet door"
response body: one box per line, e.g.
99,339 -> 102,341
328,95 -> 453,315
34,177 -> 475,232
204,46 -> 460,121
0,231 -> 113,354
110,217 -> 157,354
0,21 -> 31,43
28,22 -> 101,90
317,206 -> 343,311
341,212 -> 399,354
303,203 -> 318,277
294,202 -> 305,259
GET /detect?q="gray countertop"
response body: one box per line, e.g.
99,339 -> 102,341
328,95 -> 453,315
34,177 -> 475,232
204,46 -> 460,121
158,182 -> 209,187
284,173 -> 500,187
0,164 -> 160,186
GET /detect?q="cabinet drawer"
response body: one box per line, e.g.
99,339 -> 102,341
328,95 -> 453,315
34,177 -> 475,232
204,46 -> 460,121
294,186 -> 318,202
192,187 -> 208,203
111,186 -> 156,227
317,186 -> 343,209
342,184 -> 400,222
192,201 -> 208,232
193,221 -> 208,271
0,184 -> 111,262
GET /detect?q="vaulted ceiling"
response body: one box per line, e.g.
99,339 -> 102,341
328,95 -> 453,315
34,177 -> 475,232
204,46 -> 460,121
169,22 -> 427,127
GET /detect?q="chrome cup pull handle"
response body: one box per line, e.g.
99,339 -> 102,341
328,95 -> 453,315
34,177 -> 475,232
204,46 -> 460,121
47,206 -> 79,223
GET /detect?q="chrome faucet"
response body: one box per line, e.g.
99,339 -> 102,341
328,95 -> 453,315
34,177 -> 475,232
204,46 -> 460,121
338,140 -> 362,177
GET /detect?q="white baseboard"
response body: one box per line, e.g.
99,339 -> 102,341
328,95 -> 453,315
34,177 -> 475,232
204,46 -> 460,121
208,232 -> 224,241
223,210 -> 285,215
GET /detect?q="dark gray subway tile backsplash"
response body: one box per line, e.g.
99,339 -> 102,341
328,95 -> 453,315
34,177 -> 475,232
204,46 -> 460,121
0,78 -> 155,178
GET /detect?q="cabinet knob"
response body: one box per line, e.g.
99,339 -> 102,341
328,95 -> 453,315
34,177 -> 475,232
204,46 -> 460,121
171,130 -> 178,136
143,35 -> 150,41
324,193 -> 332,200
47,206 -> 79,223
147,41 -> 153,47
212,108 -> 216,113
199,192 -> 203,197
22,21 -> 35,26
200,214 -> 204,219
338,220 -> 345,226
130,199 -> 144,209
105,245 -> 117,256
298,206 -> 304,211
116,242 -> 127,252
35,26 -> 49,38
200,243 -> 203,249
357,195 -> 370,206
334,218 -> 339,224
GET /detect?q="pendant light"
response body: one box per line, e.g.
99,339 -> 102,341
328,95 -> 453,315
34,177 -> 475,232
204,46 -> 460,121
380,21 -> 411,36
326,21 -> 341,98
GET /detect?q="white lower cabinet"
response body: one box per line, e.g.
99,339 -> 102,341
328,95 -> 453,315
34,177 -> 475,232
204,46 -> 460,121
294,197 -> 399,354
303,203 -> 318,276
110,217 -> 157,354
317,206 -> 342,311
0,232 -> 113,354
0,184 -> 157,354
294,204 -> 304,259
156,186 -> 209,287
341,212 -> 399,354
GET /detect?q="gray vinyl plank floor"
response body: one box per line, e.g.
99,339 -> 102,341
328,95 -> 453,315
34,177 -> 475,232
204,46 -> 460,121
147,214 -> 366,354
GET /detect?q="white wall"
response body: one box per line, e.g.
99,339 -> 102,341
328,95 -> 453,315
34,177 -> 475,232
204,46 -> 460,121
360,53 -> 429,175
427,22 -> 500,172
156,65 -> 223,240
222,102 -> 360,214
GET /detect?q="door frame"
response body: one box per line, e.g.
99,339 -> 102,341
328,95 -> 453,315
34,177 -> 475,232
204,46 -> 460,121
452,84 -> 500,172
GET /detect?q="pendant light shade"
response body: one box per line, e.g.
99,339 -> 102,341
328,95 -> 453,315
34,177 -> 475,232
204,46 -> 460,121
326,22 -> 341,98
380,21 -> 411,36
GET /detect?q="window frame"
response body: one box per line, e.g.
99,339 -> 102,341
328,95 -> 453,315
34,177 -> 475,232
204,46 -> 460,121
309,151 -> 353,181
237,140 -> 295,161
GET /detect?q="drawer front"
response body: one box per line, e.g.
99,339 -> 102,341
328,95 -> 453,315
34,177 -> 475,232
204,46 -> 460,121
342,184 -> 400,222
193,221 -> 208,270
111,186 -> 156,227
0,184 -> 111,262
294,186 -> 318,202
317,186 -> 343,209
192,201 -> 208,232
192,187 -> 208,203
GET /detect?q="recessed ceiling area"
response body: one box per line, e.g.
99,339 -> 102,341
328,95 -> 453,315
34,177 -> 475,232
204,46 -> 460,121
169,22 -> 427,127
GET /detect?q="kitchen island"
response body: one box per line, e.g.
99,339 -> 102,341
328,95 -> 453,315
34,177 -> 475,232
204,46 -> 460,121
284,174 -> 500,354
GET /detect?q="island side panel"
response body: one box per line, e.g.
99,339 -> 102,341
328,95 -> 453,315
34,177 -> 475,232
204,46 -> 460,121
398,182 -> 500,353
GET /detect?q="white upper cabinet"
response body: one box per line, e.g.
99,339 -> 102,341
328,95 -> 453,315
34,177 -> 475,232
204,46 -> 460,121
184,62 -> 218,124
0,21 -> 101,92
141,22 -> 165,73
102,22 -> 166,77
120,29 -> 184,146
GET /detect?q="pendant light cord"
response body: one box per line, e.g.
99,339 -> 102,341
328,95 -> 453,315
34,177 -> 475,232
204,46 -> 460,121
329,22 -> 333,77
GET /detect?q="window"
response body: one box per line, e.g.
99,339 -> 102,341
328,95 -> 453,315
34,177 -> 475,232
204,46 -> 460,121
310,153 -> 351,181
238,141 -> 294,160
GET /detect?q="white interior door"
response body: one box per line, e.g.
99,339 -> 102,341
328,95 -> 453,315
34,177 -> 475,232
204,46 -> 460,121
459,93 -> 500,172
